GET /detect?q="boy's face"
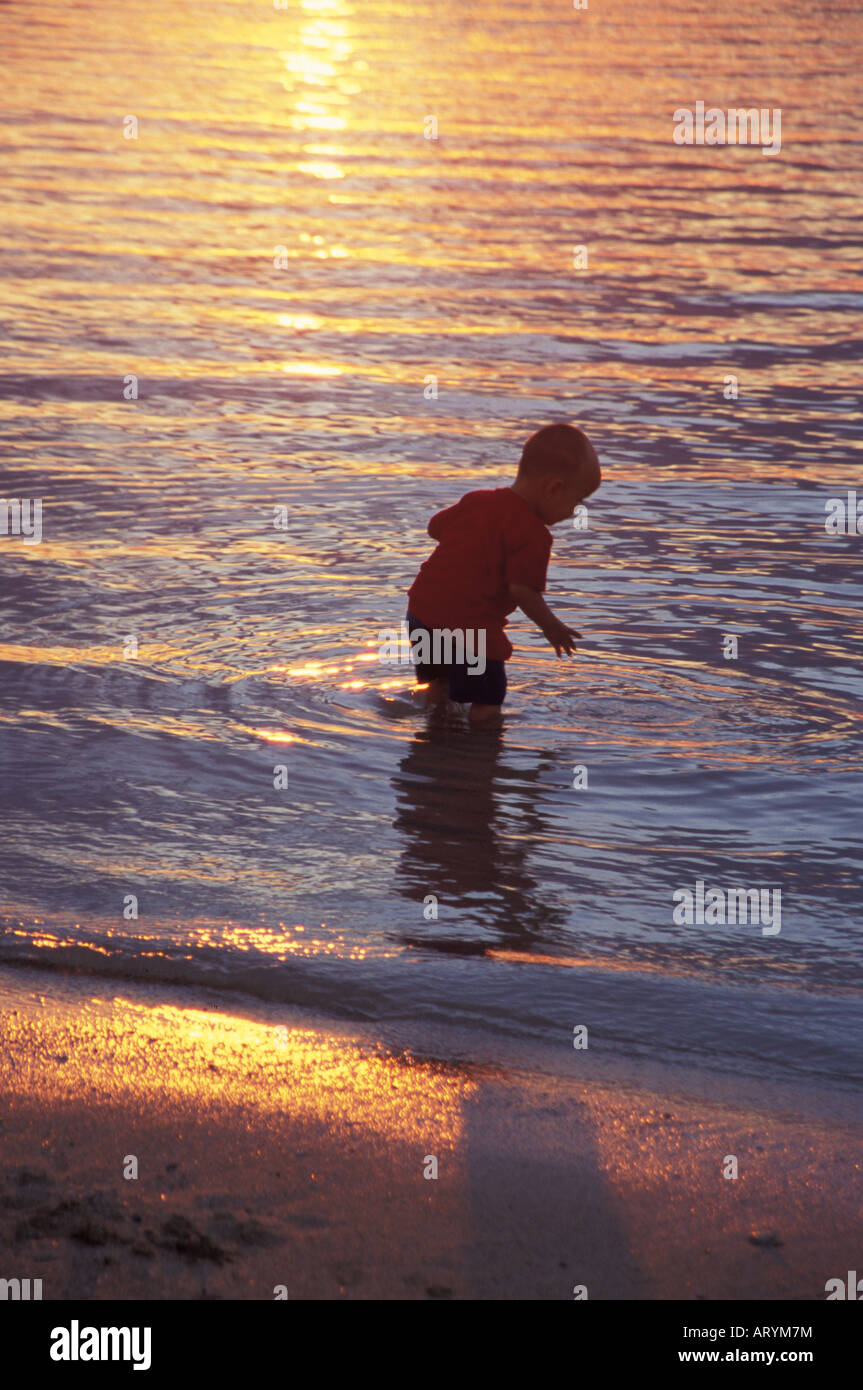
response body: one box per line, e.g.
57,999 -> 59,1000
539,474 -> 598,525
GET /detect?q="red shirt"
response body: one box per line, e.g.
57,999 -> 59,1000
407,488 -> 552,661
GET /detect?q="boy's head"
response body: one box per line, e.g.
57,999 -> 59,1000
514,423 -> 601,525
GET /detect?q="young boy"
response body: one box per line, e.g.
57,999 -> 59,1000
406,422 -> 601,725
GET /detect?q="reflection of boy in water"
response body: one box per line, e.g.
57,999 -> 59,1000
392,726 -> 570,948
407,423 -> 601,725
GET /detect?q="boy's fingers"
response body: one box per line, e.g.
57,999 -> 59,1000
547,627 -> 581,657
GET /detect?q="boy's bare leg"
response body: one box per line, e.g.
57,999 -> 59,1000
424,677 -> 450,707
468,703 -> 503,726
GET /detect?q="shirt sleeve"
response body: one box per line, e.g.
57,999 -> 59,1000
427,498 -> 462,540
503,526 -> 552,592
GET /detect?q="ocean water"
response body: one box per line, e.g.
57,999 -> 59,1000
2,0 -> 862,1102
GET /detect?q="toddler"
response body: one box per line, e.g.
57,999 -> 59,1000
406,423 -> 601,724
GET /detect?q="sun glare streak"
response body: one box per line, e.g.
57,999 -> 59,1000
297,161 -> 345,179
281,361 -> 343,375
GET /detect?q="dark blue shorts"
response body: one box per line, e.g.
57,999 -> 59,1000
405,609 -> 507,706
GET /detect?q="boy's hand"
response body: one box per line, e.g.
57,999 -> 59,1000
541,618 -> 582,657
507,583 -> 583,658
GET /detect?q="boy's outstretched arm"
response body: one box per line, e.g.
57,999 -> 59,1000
508,582 -> 583,657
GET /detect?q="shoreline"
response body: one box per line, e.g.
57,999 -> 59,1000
1,964 -> 860,1300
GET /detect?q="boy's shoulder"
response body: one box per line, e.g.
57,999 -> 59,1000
473,487 -> 551,543
456,486 -> 547,528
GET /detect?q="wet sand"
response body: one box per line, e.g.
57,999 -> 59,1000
1,965 -> 860,1300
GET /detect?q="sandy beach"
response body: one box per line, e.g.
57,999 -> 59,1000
1,964 -> 859,1301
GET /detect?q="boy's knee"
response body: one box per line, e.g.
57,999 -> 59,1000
468,703 -> 502,725
424,677 -> 450,706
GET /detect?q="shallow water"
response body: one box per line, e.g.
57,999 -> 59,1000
2,0 -> 862,1098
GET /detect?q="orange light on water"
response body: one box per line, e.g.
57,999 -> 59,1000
281,362 -> 342,376
277,314 -> 323,330
297,161 -> 345,180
